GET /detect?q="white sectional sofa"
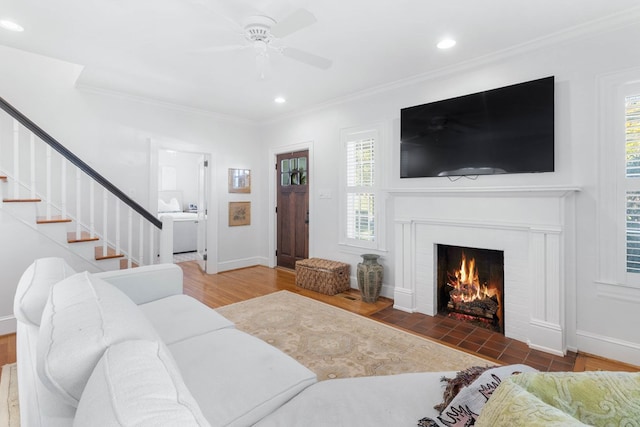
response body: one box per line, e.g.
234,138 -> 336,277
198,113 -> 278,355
13,257 -> 461,426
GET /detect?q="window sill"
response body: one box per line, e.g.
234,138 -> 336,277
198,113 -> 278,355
338,242 -> 388,257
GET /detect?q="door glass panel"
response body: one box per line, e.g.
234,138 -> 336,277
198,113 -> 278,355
280,157 -> 309,186
281,171 -> 290,186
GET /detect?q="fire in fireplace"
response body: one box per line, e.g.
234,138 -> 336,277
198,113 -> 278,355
437,244 -> 504,333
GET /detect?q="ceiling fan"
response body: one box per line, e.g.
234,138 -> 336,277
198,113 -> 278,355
194,0 -> 333,79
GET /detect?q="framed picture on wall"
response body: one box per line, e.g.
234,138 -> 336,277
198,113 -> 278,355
228,168 -> 251,193
229,201 -> 251,226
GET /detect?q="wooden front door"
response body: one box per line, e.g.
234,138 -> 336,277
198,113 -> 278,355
276,150 -> 309,269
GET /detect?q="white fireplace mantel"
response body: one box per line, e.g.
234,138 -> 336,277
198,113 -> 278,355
391,186 -> 579,356
386,185 -> 581,198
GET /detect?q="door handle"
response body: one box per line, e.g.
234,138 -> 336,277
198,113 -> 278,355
305,211 -> 309,224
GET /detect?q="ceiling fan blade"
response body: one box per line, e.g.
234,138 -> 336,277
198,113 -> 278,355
271,8 -> 317,38
281,47 -> 332,70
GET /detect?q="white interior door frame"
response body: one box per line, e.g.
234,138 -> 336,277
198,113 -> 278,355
150,142 -> 216,273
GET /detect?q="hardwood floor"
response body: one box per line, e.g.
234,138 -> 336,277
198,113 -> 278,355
1,262 -> 638,376
180,262 -> 639,373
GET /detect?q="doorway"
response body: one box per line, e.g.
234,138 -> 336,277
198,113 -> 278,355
157,148 -> 209,272
276,150 -> 309,269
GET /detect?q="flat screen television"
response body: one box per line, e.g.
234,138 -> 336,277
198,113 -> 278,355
400,76 -> 554,178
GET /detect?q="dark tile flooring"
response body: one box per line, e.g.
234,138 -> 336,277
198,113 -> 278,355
370,306 -> 577,372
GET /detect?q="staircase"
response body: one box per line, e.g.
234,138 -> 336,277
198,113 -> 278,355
0,96 -> 168,271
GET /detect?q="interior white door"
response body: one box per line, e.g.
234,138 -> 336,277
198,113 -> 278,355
196,155 -> 208,272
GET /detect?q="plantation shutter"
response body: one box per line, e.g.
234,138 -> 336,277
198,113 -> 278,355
625,94 -> 640,273
346,137 -> 375,242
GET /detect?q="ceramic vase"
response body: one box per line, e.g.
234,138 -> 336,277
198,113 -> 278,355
357,254 -> 384,303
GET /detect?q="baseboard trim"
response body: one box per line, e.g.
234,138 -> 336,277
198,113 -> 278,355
0,315 -> 16,336
576,329 -> 640,367
217,257 -> 269,273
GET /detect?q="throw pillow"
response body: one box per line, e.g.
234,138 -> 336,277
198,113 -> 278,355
13,257 -> 76,326
476,371 -> 640,426
74,340 -> 211,427
37,271 -> 159,407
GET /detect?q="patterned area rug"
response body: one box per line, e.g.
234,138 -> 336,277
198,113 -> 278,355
216,290 -> 493,381
0,363 -> 20,427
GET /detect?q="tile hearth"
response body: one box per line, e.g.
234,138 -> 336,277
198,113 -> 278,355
371,307 -> 577,372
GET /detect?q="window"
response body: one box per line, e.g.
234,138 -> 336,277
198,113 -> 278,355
597,71 -> 640,292
341,126 -> 385,250
625,94 -> 640,273
346,137 -> 375,241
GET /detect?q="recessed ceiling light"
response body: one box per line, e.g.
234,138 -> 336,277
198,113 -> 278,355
0,19 -> 24,32
274,97 -> 286,104
437,38 -> 456,49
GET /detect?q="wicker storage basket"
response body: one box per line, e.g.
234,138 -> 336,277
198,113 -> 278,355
295,258 -> 350,295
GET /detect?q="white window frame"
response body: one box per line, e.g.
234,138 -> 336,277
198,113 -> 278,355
597,70 -> 640,296
339,124 -> 387,252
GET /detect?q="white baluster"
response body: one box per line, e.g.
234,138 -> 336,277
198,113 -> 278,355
75,169 -> 81,240
61,159 -> 67,219
139,216 -> 144,265
12,120 -> 19,199
46,145 -> 52,219
128,210 -> 133,269
29,133 -> 35,199
102,189 -> 108,257
89,181 -> 95,238
115,199 -> 121,256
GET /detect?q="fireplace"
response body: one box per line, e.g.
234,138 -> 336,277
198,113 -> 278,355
437,244 -> 504,333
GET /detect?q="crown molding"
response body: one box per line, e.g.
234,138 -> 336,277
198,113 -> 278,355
261,6 -> 640,126
75,82 -> 257,126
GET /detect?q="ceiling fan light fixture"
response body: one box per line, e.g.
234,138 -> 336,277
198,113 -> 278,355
0,19 -> 24,32
437,38 -> 456,49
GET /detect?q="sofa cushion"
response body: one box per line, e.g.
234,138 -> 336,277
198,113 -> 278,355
139,294 -> 234,345
74,340 -> 210,427
37,272 -> 159,407
14,257 -> 76,326
168,328 -> 318,427
255,372 -> 454,427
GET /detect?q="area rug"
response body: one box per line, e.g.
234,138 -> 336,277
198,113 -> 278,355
216,290 -> 493,381
0,363 -> 20,427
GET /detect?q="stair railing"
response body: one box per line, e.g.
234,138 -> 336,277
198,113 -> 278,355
0,95 -> 167,268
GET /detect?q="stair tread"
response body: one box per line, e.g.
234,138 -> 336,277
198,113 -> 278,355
2,198 -> 41,202
37,216 -> 72,224
67,231 -> 100,243
94,246 -> 125,260
120,259 -> 139,270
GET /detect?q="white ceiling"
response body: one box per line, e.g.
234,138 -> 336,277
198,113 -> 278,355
1,0 -> 639,122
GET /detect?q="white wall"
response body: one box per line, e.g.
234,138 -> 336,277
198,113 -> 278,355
261,22 -> 640,365
2,20 -> 640,365
0,45 -> 265,329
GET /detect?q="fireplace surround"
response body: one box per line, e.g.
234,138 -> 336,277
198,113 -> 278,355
391,186 -> 579,356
